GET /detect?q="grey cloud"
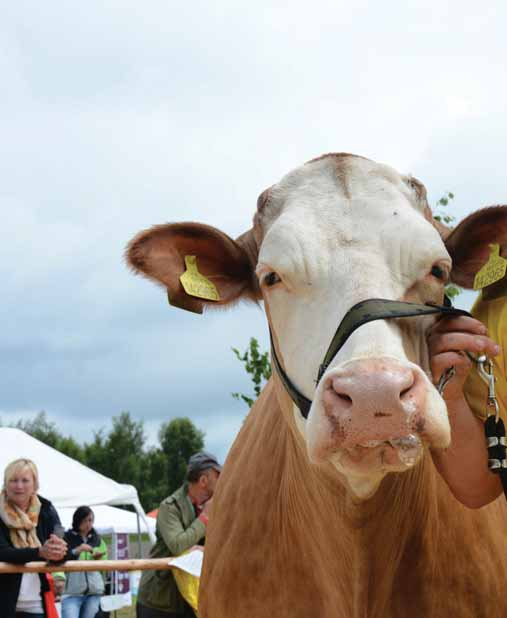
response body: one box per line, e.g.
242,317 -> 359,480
2,0 -> 507,458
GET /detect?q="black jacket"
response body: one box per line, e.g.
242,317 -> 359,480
0,495 -> 61,618
64,527 -> 102,555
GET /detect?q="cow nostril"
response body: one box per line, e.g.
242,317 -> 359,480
400,371 -> 417,400
400,386 -> 412,398
336,392 -> 353,404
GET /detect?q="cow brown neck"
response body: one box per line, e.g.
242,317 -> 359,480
202,380 -> 438,617
200,377 -> 507,618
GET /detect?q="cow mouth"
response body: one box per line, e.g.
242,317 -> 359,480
341,434 -> 423,472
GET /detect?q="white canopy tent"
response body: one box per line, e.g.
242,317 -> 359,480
0,428 -> 155,543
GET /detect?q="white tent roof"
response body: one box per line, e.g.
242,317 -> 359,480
57,504 -> 156,536
0,428 -> 155,542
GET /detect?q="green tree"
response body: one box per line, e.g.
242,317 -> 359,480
56,435 -> 86,462
434,191 -> 455,225
159,418 -> 205,495
14,411 -> 85,461
139,448 -> 170,511
434,191 -> 461,300
231,337 -> 272,407
82,429 -> 109,478
84,412 -> 146,490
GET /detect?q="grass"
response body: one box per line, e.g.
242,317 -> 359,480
117,606 -> 135,618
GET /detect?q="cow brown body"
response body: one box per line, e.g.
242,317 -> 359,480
200,380 -> 507,618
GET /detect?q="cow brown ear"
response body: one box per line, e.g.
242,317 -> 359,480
445,206 -> 507,288
126,222 -> 259,314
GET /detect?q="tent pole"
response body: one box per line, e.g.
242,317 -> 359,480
132,499 -> 156,544
136,510 -> 143,558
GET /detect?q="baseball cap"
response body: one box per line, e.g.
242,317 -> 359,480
187,451 -> 222,476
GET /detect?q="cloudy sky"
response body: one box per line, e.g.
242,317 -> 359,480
2,1 -> 507,463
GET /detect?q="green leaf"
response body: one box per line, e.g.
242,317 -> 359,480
232,337 -> 272,408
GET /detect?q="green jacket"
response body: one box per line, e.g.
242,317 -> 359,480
137,484 -> 206,614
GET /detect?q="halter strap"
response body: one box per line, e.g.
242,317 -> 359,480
270,298 -> 470,419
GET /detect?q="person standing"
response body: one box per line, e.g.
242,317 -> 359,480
0,458 -> 68,618
136,451 -> 221,618
61,506 -> 108,618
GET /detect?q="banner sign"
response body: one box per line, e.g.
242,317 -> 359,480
115,533 -> 130,594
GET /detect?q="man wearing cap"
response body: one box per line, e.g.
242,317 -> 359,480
136,451 -> 222,618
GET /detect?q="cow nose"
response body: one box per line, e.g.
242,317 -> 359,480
329,361 -> 415,410
321,358 -> 424,446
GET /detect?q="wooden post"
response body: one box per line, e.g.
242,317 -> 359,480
0,557 -> 174,574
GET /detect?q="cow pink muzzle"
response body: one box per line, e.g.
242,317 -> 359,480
308,357 -> 449,474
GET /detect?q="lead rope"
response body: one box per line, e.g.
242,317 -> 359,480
473,355 -> 507,500
438,356 -> 507,500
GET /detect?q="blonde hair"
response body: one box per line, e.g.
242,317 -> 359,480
3,458 -> 39,493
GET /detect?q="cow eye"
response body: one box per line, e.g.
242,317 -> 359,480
430,265 -> 446,280
263,272 -> 281,287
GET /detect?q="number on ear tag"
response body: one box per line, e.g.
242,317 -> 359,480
473,244 -> 507,290
180,256 -> 220,301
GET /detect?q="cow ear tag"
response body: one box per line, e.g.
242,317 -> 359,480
179,255 -> 220,301
473,244 -> 507,290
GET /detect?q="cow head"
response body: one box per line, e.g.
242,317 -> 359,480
127,153 -> 507,499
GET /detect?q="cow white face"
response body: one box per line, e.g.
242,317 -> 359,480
126,153 -> 507,500
255,155 -> 452,497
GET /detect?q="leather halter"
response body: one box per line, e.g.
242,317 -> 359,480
270,297 -> 470,419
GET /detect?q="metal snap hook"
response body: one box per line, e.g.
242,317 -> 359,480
466,352 -> 499,423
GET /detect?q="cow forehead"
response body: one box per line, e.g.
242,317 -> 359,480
258,154 -> 423,224
256,154 -> 445,275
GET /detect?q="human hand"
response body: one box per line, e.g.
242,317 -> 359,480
54,578 -> 65,597
39,536 -> 67,561
75,543 -> 93,554
201,497 -> 213,517
92,550 -> 105,560
427,315 -> 500,402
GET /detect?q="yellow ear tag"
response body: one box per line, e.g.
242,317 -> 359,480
179,256 -> 220,301
473,244 -> 507,290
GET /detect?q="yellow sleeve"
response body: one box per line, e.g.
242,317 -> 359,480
464,295 -> 507,422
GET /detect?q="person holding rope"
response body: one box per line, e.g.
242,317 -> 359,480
136,451 -> 221,618
0,458 -> 68,618
428,308 -> 503,507
428,209 -> 507,508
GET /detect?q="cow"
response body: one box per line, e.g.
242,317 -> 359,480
127,153 -> 507,618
